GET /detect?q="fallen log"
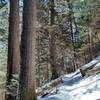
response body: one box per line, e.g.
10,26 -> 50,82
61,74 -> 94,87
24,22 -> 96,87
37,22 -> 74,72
86,69 -> 100,76
36,76 -> 63,97
80,56 -> 100,76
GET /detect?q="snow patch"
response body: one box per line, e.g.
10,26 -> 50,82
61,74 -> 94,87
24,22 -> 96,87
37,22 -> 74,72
38,56 -> 100,100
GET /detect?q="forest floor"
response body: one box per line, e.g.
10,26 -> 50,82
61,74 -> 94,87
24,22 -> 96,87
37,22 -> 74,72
38,56 -> 100,100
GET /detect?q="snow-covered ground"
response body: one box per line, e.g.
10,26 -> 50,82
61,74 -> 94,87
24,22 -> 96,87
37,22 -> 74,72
38,56 -> 100,100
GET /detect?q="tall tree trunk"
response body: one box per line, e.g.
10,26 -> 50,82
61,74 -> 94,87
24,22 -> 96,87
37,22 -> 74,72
49,0 -> 59,80
7,0 -> 20,82
67,0 -> 76,71
19,0 -> 37,100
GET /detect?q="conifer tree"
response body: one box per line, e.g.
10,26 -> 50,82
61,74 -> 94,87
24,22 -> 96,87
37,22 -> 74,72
19,0 -> 37,100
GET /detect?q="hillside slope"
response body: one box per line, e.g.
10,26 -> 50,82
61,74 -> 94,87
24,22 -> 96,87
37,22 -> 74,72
38,56 -> 100,100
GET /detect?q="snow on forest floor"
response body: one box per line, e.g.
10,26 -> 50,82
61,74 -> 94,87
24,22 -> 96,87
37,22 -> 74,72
38,57 -> 100,100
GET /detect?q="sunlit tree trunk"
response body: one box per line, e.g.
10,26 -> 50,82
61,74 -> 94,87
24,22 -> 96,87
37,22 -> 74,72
7,0 -> 20,82
19,0 -> 37,100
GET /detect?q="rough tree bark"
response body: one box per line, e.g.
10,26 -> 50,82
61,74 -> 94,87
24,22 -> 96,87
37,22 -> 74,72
7,0 -> 20,82
19,0 -> 37,100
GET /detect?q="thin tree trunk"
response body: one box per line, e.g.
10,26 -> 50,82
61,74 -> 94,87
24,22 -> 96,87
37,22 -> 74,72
7,0 -> 20,83
49,0 -> 59,80
67,0 -> 76,71
19,0 -> 37,100
88,32 -> 92,61
49,32 -> 58,80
